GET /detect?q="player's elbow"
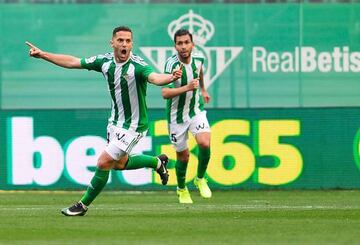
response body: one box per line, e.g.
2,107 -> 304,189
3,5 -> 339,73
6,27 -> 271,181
148,73 -> 158,85
67,58 -> 82,69
162,89 -> 171,99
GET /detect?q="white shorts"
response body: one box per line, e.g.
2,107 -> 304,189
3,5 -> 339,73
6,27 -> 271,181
105,124 -> 146,160
168,111 -> 210,152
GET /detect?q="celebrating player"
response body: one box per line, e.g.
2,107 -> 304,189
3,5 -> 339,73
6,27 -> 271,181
162,29 -> 212,204
26,26 -> 182,216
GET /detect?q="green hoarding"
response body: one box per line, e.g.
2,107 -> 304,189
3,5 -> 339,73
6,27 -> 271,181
1,108 -> 360,190
1,4 -> 359,109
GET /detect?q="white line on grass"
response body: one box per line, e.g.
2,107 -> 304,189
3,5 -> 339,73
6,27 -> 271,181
0,204 -> 359,211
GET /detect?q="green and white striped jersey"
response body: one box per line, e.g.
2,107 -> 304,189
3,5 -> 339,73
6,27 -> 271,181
81,52 -> 154,133
164,54 -> 205,124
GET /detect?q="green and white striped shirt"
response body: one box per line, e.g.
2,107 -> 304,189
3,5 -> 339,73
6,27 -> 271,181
81,52 -> 153,132
164,54 -> 205,124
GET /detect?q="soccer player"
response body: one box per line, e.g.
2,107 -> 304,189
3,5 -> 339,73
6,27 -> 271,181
162,29 -> 212,204
26,26 -> 182,216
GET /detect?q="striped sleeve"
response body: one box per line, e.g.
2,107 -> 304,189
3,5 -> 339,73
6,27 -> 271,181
131,54 -> 154,81
163,55 -> 178,88
81,54 -> 110,72
193,53 -> 205,66
164,55 -> 178,74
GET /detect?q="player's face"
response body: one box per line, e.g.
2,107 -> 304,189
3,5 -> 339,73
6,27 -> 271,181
111,31 -> 133,62
175,34 -> 194,62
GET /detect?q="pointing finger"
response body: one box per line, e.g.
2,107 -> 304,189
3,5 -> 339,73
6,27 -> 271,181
25,41 -> 36,49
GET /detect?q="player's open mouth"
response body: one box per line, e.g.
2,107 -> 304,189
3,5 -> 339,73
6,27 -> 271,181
121,50 -> 127,55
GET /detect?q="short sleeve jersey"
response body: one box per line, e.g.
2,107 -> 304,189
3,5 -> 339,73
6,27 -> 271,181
81,52 -> 154,132
164,54 -> 205,124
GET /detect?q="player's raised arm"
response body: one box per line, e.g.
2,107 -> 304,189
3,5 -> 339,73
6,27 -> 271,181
25,41 -> 82,69
148,64 -> 183,86
162,78 -> 199,99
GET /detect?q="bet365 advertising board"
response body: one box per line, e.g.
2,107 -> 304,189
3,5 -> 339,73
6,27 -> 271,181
1,108 -> 360,190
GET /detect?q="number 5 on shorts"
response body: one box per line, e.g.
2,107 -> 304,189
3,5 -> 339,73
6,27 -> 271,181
171,133 -> 177,143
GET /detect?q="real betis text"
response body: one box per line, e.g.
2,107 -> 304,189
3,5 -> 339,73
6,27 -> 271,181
252,46 -> 360,73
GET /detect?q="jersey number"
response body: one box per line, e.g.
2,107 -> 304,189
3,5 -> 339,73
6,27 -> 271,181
171,134 -> 177,143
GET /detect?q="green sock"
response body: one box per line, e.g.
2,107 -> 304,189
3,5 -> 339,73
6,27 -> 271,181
175,160 -> 188,189
197,147 -> 210,179
80,168 -> 109,206
125,154 -> 158,170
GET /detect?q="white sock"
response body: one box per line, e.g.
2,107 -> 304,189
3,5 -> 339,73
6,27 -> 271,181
156,158 -> 161,170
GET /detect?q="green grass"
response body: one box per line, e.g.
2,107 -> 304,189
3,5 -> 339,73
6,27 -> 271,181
0,190 -> 360,245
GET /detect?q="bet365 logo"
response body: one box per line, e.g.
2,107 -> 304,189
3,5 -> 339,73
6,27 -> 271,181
140,10 -> 242,89
354,129 -> 360,171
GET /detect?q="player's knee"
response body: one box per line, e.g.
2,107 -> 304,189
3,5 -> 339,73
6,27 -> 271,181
178,155 -> 189,162
97,158 -> 114,170
177,151 -> 189,162
113,163 -> 125,170
198,141 -> 210,149
97,159 -> 111,169
113,156 -> 128,170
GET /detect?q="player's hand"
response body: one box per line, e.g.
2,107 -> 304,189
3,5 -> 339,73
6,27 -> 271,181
202,90 -> 211,103
188,78 -> 199,91
25,41 -> 43,58
172,63 -> 183,81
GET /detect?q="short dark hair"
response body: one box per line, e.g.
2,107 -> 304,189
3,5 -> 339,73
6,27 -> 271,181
173,29 -> 193,43
112,26 -> 132,37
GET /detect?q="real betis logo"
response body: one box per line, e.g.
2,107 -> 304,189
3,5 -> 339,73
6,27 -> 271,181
140,10 -> 243,89
85,56 -> 96,64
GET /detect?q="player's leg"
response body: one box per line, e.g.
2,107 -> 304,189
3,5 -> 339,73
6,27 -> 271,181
195,132 -> 211,179
111,129 -> 169,185
175,149 -> 193,204
169,122 -> 193,204
190,111 -> 212,198
79,151 -> 116,206
116,153 -> 161,170
113,154 -> 169,185
61,125 -> 129,216
176,149 -> 189,190
78,136 -> 171,210
61,150 -> 117,216
193,132 -> 212,198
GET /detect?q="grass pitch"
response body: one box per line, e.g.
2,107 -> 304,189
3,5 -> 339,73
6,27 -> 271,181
0,190 -> 359,245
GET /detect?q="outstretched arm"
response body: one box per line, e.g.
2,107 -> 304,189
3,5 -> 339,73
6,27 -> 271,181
162,78 -> 199,99
148,64 -> 183,86
26,41 -> 82,69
